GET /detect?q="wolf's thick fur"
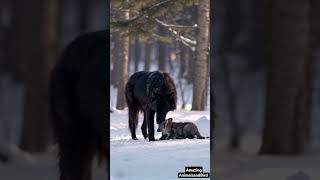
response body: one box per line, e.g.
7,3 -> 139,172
125,71 -> 177,141
49,31 -> 108,180
159,118 -> 208,140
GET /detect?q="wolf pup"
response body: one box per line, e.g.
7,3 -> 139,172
159,118 -> 209,140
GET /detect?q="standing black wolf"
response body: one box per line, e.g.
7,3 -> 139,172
49,31 -> 108,180
125,71 -> 177,141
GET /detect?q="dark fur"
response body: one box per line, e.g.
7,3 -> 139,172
125,71 -> 177,141
49,31 -> 108,180
159,118 -> 209,140
0,152 -> 8,162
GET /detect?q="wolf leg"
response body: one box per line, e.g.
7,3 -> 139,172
167,134 -> 176,140
159,134 -> 168,140
146,108 -> 156,141
141,110 -> 148,139
128,107 -> 139,140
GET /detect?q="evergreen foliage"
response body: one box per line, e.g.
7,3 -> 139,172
111,0 -> 198,48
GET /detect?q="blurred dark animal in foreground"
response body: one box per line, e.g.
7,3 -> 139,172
125,71 -> 177,141
159,118 -> 209,140
0,152 -> 9,162
49,31 -> 108,180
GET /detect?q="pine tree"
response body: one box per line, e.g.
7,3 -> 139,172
111,0 -> 197,51
20,0 -> 58,152
191,0 -> 210,110
115,9 -> 130,110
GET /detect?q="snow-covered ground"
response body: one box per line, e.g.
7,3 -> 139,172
214,136 -> 320,180
110,110 -> 211,180
110,60 -> 211,180
0,144 -> 107,180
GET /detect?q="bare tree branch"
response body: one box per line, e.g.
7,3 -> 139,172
111,0 -> 174,27
153,18 -> 196,51
111,0 -> 197,51
152,18 -> 197,29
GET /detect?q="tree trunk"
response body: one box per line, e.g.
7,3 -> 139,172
19,0 -> 56,152
45,0 -> 59,71
186,48 -> 193,84
144,41 -> 152,71
133,36 -> 140,72
79,0 -> 90,33
158,26 -> 166,71
180,43 -> 187,78
0,0 -> 6,75
220,56 -> 240,149
167,44 -> 174,71
259,0 -> 311,155
217,0 -> 246,150
192,0 -> 210,110
116,10 -> 130,110
8,0 -> 28,82
209,0 -> 215,172
310,0 -> 320,49
43,0 -> 59,144
111,33 -> 120,87
177,42 -> 186,109
247,0 -> 267,72
203,57 -> 209,109
308,0 -> 320,143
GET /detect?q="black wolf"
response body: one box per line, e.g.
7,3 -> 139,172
159,118 -> 209,140
49,31 -> 108,180
125,71 -> 177,141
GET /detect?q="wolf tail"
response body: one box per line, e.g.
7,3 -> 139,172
195,130 -> 210,139
195,131 -> 205,139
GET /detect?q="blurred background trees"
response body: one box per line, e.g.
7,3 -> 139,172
110,0 -> 211,112
215,0 -> 320,155
259,0 -> 311,155
0,0 -> 106,157
115,9 -> 129,110
192,0 -> 210,110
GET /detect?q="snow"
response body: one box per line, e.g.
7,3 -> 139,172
212,52 -> 320,180
213,136 -> 320,180
110,58 -> 211,180
110,110 -> 211,180
0,144 -> 107,180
